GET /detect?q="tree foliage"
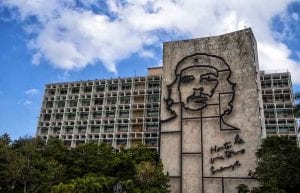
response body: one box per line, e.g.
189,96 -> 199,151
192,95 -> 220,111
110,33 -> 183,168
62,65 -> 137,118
50,175 -> 115,193
237,136 -> 300,193
236,184 -> 250,193
0,136 -> 66,193
0,135 -> 169,193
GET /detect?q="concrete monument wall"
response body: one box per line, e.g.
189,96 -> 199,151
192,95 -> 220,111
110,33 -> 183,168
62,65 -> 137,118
160,28 -> 264,193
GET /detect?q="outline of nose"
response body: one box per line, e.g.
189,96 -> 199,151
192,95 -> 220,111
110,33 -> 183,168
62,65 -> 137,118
193,87 -> 204,92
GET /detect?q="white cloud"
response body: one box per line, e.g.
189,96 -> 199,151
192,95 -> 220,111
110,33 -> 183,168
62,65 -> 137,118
258,42 -> 300,82
138,50 -> 155,58
25,89 -> 39,95
2,0 -> 300,83
23,100 -> 32,105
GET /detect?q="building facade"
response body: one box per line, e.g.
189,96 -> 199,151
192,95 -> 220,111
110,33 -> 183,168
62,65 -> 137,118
298,119 -> 300,144
260,71 -> 298,142
36,73 -> 161,150
36,28 -> 299,193
37,29 -> 298,193
159,28 -> 263,193
37,70 -> 299,148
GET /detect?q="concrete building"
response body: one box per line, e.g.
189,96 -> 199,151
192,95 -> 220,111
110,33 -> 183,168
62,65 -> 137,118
36,28 -> 298,193
260,70 -> 298,142
36,70 -> 162,150
159,28 -> 263,193
37,70 -> 300,149
298,120 -> 300,144
37,69 -> 299,149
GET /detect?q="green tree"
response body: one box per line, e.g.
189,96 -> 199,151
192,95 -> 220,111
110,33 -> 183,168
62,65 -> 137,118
252,136 -> 300,193
0,133 -> 13,192
1,135 -> 169,193
0,133 -> 11,145
50,175 -> 115,193
63,142 -> 116,179
0,137 -> 66,193
134,161 -> 169,193
236,184 -> 250,193
122,144 -> 159,163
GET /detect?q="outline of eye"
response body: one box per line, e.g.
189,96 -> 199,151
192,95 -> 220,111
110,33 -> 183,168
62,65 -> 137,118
200,74 -> 217,82
180,75 -> 195,84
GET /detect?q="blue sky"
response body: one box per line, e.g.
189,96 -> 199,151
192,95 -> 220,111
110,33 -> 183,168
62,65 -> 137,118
0,0 -> 300,139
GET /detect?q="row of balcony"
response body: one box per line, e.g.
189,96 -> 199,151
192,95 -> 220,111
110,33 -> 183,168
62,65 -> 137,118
40,109 -> 160,122
43,95 -> 160,108
39,124 -> 159,135
46,81 -> 161,96
41,134 -> 159,148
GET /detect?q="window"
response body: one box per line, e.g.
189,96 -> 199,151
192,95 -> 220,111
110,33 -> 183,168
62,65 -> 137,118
266,126 -> 277,134
55,113 -> 63,121
105,110 -> 115,118
46,101 -> 53,108
148,81 -> 160,89
120,96 -> 130,104
92,111 -> 102,119
48,89 -> 56,95
91,126 -> 100,133
71,87 -> 80,94
65,127 -> 73,134
146,123 -> 158,131
121,83 -> 131,90
78,126 -> 86,134
40,127 -> 48,134
148,94 -> 159,102
107,97 -> 117,105
95,85 -> 105,92
53,127 -> 61,134
67,113 -> 76,120
57,101 -> 65,108
262,95 -> 272,103
84,86 -> 92,93
108,84 -> 118,91
94,98 -> 103,105
261,80 -> 271,88
104,125 -> 114,133
43,114 -> 51,121
69,100 -> 77,107
118,124 -> 128,132
60,89 -> 68,95
264,109 -> 275,118
79,112 -> 89,120
147,109 -> 159,117
119,110 -> 129,118
145,138 -> 157,146
81,99 -> 90,106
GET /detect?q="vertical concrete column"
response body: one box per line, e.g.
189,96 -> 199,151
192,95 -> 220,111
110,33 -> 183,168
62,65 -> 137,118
182,118 -> 202,193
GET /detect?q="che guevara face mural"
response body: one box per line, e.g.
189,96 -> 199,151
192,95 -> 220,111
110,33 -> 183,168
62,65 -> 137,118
163,53 -> 239,130
179,65 -> 219,111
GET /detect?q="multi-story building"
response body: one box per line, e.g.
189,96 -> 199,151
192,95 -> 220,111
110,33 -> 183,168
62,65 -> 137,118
37,67 -> 299,148
36,68 -> 162,149
296,118 -> 300,143
260,70 -> 298,142
296,93 -> 300,143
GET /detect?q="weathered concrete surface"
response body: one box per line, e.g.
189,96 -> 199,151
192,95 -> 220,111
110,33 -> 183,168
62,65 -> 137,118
160,28 -> 264,193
